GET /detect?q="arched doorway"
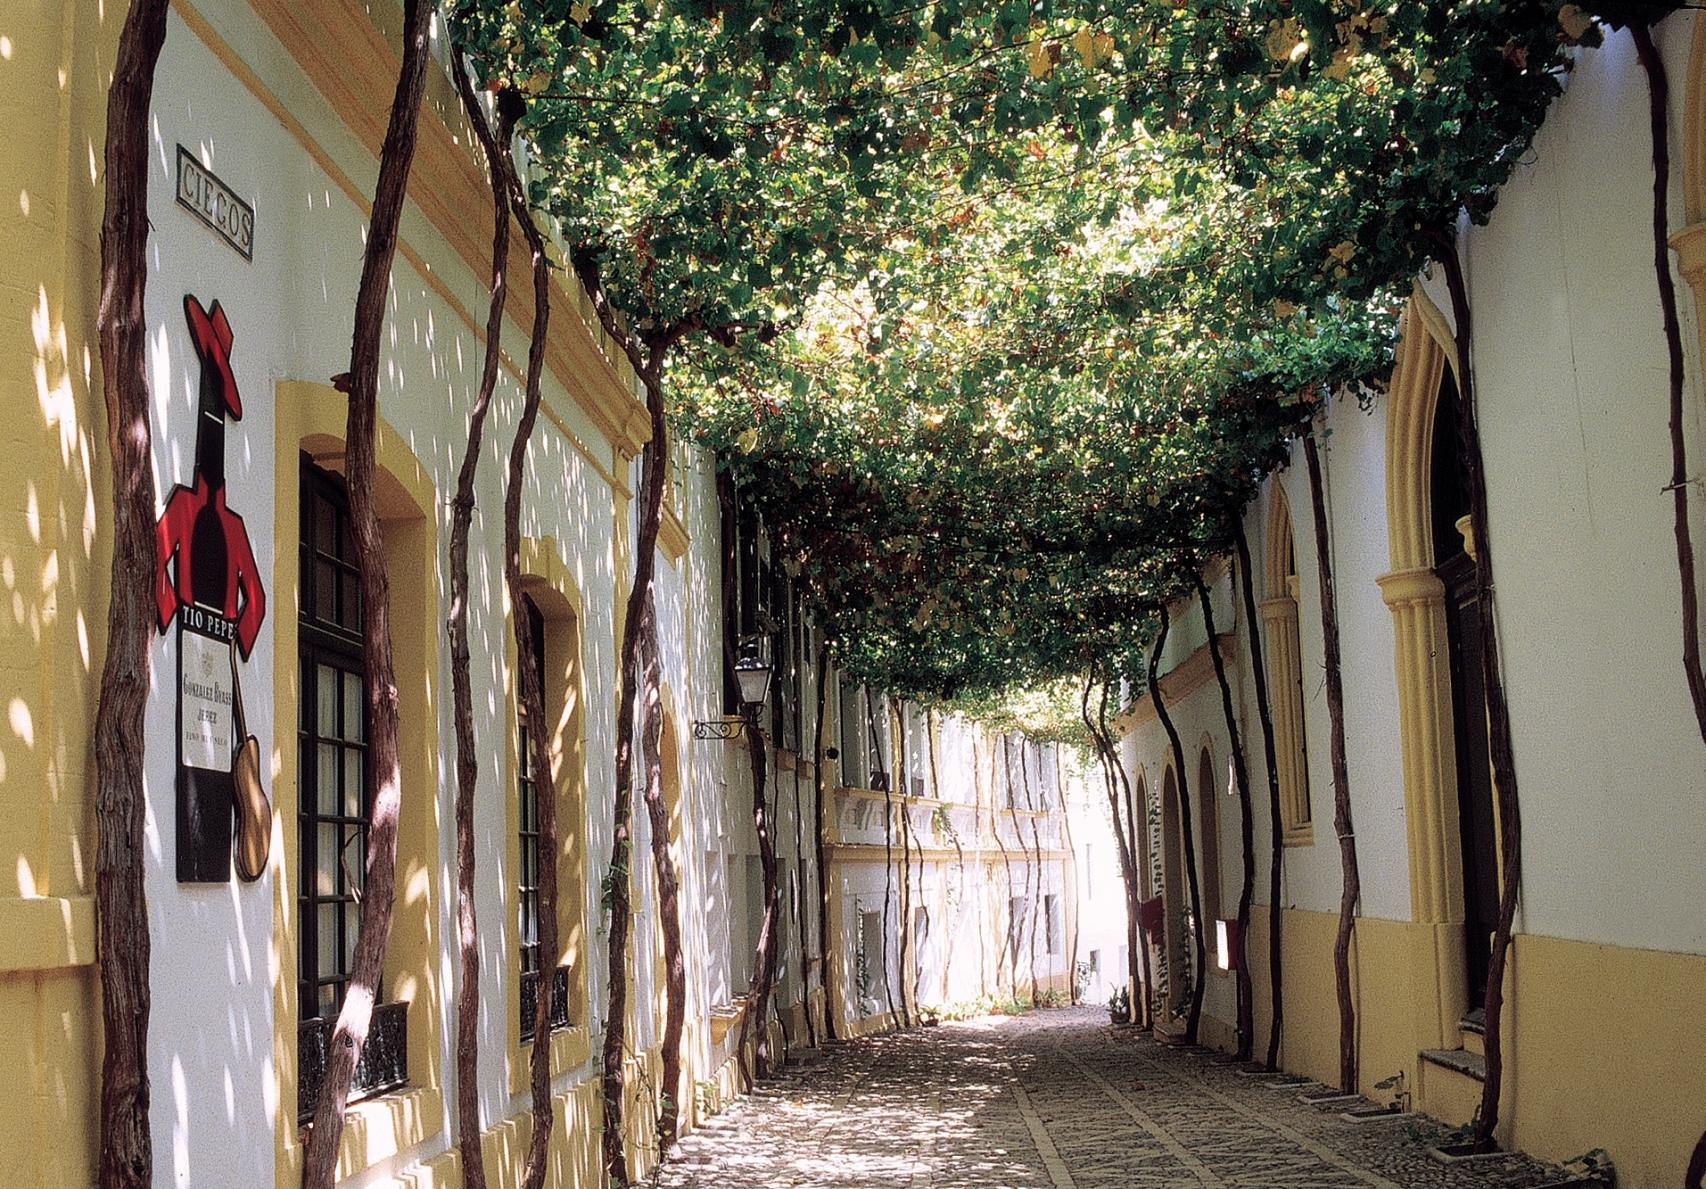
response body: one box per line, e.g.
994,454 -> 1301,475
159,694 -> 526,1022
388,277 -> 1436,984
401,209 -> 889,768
1430,375 -> 1499,1004
1377,286 -> 1489,1042
1160,766 -> 1193,1017
1195,741 -> 1222,965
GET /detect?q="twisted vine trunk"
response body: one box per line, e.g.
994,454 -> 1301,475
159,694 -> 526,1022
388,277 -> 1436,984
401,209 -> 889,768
735,713 -> 782,1074
928,711 -> 967,1004
1027,782 -> 1044,1006
992,735 -> 1021,1005
637,603 -> 684,1148
1423,229 -> 1523,1149
973,735 -> 991,1000
1057,749 -> 1081,1004
445,58 -> 520,1189
1234,523 -> 1286,1069
301,4 -> 431,1181
597,361 -> 669,1186
813,637 -> 837,1040
495,161 -> 559,1189
94,2 -> 170,1182
1094,679 -> 1153,1029
1631,23 -> 1706,748
790,686 -> 816,1048
1194,577 -> 1256,1060
894,707 -> 918,1024
1012,737 -> 1038,1007
569,245 -> 675,1184
1688,1128 -> 1706,1188
878,750 -> 903,1029
1148,607 -> 1208,1044
1303,434 -> 1360,1095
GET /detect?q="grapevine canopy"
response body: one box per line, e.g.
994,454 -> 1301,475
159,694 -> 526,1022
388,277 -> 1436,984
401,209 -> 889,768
447,0 -> 1611,711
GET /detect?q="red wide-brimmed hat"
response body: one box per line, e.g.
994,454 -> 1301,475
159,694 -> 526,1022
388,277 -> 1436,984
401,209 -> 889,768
184,294 -> 242,420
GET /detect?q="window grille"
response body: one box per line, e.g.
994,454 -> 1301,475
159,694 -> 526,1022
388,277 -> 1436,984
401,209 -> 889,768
296,458 -> 406,1112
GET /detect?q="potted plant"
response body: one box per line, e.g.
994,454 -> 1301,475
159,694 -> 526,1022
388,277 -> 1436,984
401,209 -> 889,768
1107,986 -> 1130,1025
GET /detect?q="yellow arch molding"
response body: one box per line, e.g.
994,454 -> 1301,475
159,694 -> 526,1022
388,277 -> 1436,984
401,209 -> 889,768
504,536 -> 594,1101
270,379 -> 445,1188
1671,17 -> 1706,392
1259,485 -> 1312,844
1374,293 -> 1472,1055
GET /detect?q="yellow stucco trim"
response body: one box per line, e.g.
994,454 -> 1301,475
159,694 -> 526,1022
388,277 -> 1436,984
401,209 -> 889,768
1685,15 -> 1706,225
1375,292 -> 1474,1052
1109,634 -> 1239,736
0,895 -> 95,972
1242,908 -> 1706,1186
505,537 -> 593,1096
1384,287 -> 1456,575
270,380 -> 445,1187
1260,486 -> 1314,845
239,0 -> 647,455
659,503 -> 690,563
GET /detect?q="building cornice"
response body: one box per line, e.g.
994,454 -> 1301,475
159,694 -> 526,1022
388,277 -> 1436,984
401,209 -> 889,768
176,0 -> 651,463
1109,633 -> 1238,737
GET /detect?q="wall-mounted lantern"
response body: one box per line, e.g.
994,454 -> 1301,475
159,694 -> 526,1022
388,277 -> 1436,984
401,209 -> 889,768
692,638 -> 773,739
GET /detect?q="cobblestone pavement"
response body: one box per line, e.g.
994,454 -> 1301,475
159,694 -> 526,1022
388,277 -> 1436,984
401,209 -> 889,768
658,1007 -> 1580,1189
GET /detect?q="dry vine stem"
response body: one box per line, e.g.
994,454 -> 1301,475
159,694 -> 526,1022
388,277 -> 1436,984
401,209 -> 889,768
1234,522 -> 1287,1069
1304,431 -> 1361,1095
1079,678 -> 1137,1019
1629,21 -> 1706,748
813,637 -> 837,1040
1147,605 -> 1208,1043
991,734 -> 1021,1004
1194,575 -> 1256,1060
494,151 -> 560,1189
94,1 -> 170,1182
301,2 -> 432,1181
789,673 -> 816,1048
1422,227 -> 1524,1150
637,599 -> 686,1146
570,243 -> 676,1184
445,54 -> 521,1189
1095,677 -> 1153,1028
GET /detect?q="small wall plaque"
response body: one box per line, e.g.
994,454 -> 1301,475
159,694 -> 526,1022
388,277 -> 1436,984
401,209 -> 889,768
176,146 -> 254,260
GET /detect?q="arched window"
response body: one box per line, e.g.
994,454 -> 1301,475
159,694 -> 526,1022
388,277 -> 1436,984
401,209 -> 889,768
280,380 -> 444,1131
1262,488 -> 1314,844
508,540 -> 591,1088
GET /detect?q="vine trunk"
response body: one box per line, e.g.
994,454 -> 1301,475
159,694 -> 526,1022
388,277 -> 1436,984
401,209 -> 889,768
94,1 -> 170,1182
301,3 -> 431,1180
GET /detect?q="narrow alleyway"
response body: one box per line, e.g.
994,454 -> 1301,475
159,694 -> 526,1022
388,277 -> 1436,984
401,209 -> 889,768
660,1009 -> 1580,1189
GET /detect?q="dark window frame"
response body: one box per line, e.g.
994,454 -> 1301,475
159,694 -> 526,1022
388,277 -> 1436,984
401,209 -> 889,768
517,594 -> 570,1040
298,457 -> 369,1023
296,456 -> 408,1118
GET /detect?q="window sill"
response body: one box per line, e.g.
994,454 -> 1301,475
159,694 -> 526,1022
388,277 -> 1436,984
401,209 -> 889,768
296,1083 -> 442,1184
507,1023 -> 590,1095
1281,825 -> 1315,848
708,999 -> 746,1046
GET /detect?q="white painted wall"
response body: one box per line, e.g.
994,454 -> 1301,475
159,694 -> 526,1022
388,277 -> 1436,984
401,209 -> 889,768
142,6 -> 635,1177
1444,17 -> 1706,956
1120,14 -> 1706,995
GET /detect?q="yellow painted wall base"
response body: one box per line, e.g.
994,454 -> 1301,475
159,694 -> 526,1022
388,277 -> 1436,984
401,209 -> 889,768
1241,908 -> 1415,1101
1503,934 -> 1706,1189
1242,909 -> 1706,1189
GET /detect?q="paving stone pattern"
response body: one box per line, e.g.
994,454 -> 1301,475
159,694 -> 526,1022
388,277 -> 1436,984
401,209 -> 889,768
657,1007 -> 1580,1189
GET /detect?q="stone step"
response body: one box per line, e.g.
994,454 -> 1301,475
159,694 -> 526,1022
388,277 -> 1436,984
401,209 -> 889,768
1458,1008 -> 1486,1057
1420,1046 -> 1486,1082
